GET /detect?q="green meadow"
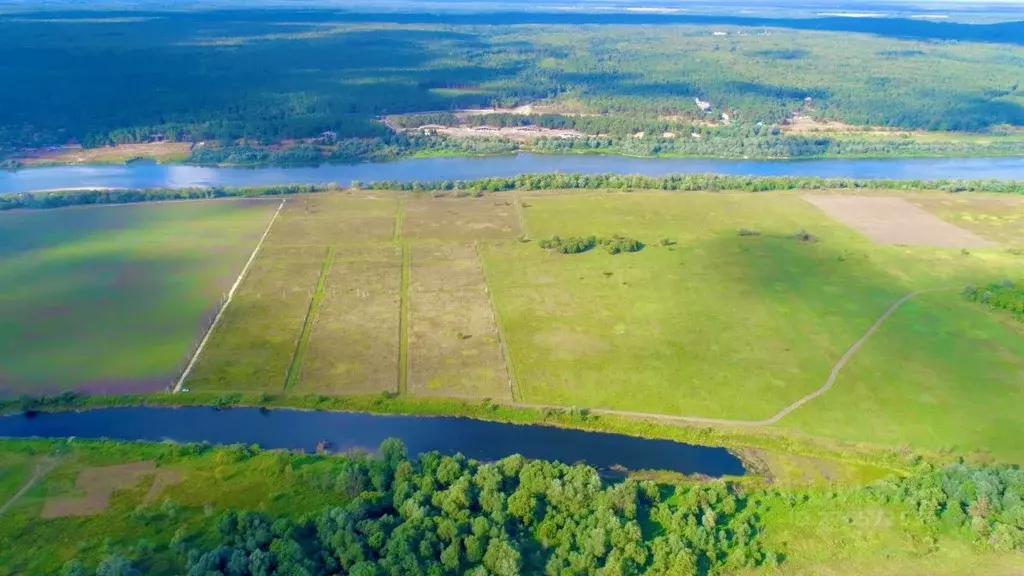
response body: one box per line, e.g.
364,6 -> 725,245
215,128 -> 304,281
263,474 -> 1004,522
0,200 -> 279,395
482,192 -> 1024,460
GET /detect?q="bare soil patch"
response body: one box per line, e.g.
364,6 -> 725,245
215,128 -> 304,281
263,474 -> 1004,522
408,243 -> 511,399
16,142 -> 192,165
423,125 -> 585,142
298,245 -> 402,394
41,461 -> 179,518
403,197 -> 521,241
803,196 -> 996,248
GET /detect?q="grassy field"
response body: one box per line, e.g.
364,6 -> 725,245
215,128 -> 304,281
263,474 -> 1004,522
162,189 -> 1024,463
481,191 -> 1024,460
0,200 -> 279,395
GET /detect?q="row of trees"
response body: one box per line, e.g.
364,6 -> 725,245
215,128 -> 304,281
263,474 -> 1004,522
6,174 -> 1024,212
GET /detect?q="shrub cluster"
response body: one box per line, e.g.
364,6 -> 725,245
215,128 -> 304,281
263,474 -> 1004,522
538,235 -> 598,254
962,281 -> 1024,318
539,235 -> 644,255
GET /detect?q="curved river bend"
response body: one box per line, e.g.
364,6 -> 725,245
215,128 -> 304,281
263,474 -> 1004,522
0,407 -> 745,477
3,154 -> 1024,193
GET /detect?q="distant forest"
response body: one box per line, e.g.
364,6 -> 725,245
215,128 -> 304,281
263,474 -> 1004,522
0,9 -> 1022,157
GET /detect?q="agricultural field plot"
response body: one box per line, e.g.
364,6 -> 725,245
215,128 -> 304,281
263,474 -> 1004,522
266,192 -> 397,246
803,195 -> 996,248
184,245 -> 326,392
909,195 -> 1024,247
0,200 -> 279,396
402,195 -> 521,242
186,192 -> 400,392
483,191 -> 1024,457
296,245 -> 402,395
408,243 -> 511,400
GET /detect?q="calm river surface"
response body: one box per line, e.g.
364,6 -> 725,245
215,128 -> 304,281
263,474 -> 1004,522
3,154 -> 1024,193
0,407 -> 745,477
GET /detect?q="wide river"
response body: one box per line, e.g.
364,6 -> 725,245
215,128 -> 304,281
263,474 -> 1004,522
0,407 -> 745,477
3,154 -> 1024,192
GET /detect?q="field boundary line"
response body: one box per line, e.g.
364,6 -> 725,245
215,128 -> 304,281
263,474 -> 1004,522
283,246 -> 335,391
0,457 -> 61,518
513,287 -> 953,427
398,243 -> 411,394
173,198 -> 286,393
513,192 -> 529,239
475,242 -> 521,402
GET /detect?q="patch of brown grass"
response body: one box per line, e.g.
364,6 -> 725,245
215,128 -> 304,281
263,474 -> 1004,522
18,142 -> 192,165
803,195 -> 996,248
408,243 -> 511,400
297,245 -> 402,394
41,461 -> 180,518
910,196 -> 1024,248
403,197 -> 521,242
268,192 -> 398,247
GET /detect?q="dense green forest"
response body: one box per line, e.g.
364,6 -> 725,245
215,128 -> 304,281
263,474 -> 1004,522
1,9 -> 1023,163
47,439 -> 1024,575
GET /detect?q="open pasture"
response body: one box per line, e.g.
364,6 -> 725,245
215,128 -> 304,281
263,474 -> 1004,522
484,190 -> 1024,459
0,200 -> 279,395
169,189 -> 1024,460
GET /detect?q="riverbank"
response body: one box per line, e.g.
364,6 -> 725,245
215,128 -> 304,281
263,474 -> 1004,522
0,391 -> 928,480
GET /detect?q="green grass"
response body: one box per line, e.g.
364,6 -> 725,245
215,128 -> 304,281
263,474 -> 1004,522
0,200 -> 280,394
482,191 -> 1024,459
780,290 -> 1024,461
750,491 -> 1024,576
0,440 -> 349,575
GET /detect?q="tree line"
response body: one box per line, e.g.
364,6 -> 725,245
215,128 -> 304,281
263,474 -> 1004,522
5,174 -> 1024,211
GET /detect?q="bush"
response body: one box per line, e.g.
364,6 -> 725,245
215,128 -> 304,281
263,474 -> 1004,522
599,235 -> 644,254
963,281 -> 1024,318
737,228 -> 761,236
539,234 -> 643,255
538,235 -> 598,254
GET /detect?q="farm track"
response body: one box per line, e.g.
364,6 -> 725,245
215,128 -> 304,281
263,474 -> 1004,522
173,199 -> 286,393
0,457 -> 61,518
514,288 -> 953,427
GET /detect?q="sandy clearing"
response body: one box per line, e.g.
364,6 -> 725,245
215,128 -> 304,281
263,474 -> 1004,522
803,195 -> 996,248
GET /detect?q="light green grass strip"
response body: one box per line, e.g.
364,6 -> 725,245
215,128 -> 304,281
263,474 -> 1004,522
398,243 -> 411,394
392,195 -> 406,242
284,246 -> 335,391
476,243 -> 522,402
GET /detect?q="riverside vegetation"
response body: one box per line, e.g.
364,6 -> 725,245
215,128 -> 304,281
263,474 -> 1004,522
0,438 -> 1022,575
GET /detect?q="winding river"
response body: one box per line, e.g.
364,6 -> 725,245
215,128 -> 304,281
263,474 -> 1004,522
0,407 -> 745,477
3,154 -> 1024,193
